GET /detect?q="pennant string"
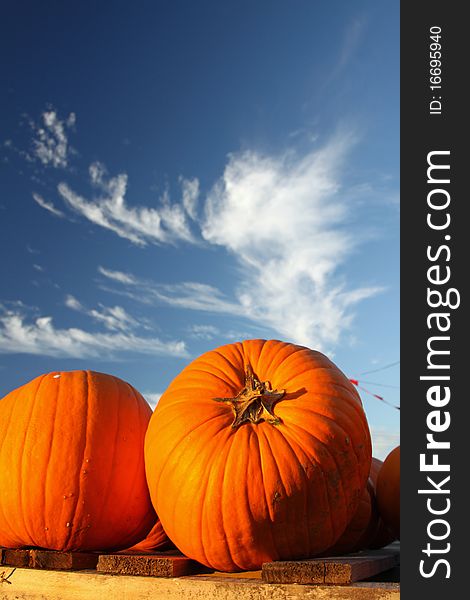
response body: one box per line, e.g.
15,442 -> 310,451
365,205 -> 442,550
357,360 -> 400,377
349,379 -> 400,411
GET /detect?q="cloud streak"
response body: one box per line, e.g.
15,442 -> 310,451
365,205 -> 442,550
32,192 -> 65,218
0,304 -> 187,359
98,267 -> 241,315
65,294 -> 142,332
57,163 -> 199,246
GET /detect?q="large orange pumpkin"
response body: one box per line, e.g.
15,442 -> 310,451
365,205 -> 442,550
376,445 -> 400,540
324,480 -> 375,556
0,370 -> 155,551
145,339 -> 372,571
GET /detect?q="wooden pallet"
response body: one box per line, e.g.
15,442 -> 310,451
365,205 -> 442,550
1,544 -> 399,585
0,547 -> 208,577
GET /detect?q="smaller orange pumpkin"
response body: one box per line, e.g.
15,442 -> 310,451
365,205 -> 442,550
376,446 -> 400,540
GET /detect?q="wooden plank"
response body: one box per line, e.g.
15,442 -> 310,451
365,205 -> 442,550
323,549 -> 400,585
262,559 -> 325,584
29,549 -> 98,571
97,553 -> 208,577
2,548 -> 30,567
262,547 -> 400,585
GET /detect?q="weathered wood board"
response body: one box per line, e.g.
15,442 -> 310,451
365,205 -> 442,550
0,548 -> 98,571
262,546 -> 400,585
97,552 -> 209,577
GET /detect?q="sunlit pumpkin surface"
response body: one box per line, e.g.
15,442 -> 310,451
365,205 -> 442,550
0,370 -> 155,551
145,339 -> 372,571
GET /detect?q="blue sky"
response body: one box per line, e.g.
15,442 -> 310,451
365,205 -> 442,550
0,0 -> 399,459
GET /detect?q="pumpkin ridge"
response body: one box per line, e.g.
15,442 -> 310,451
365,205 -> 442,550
182,364 -> 241,393
63,370 -> 90,549
286,411 -> 365,514
256,341 -> 301,384
276,345 -> 324,373
276,421 -> 337,548
257,426 -> 297,560
284,383 -> 367,424
266,424 -> 316,555
146,411 -> 228,508
194,355 -> 244,389
278,362 -> 343,390
248,338 -> 270,375
238,427 -> 264,569
20,373 -> 48,546
42,374 -> 60,548
230,340 -> 246,368
175,421 -> 233,567
278,404 -> 367,479
88,373 -> 123,548
250,427 -> 280,562
215,425 -> 244,570
0,388 -> 27,545
325,380 -> 365,411
281,420 -> 348,541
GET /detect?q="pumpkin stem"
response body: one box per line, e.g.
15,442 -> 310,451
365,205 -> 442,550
213,364 -> 285,428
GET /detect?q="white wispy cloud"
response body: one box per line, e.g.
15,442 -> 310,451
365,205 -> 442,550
319,17 -> 367,93
201,133 -> 383,350
187,324 -> 220,340
57,162 -> 199,246
97,266 -> 139,285
32,192 -> 65,218
65,294 -> 140,332
0,304 -> 187,359
181,176 -> 200,220
98,267 -> 241,314
64,294 -> 84,311
30,108 -> 75,168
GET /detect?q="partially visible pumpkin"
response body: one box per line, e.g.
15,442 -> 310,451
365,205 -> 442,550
368,457 -> 396,548
124,521 -> 174,553
376,446 -> 400,540
0,370 -> 155,551
145,339 -> 372,571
